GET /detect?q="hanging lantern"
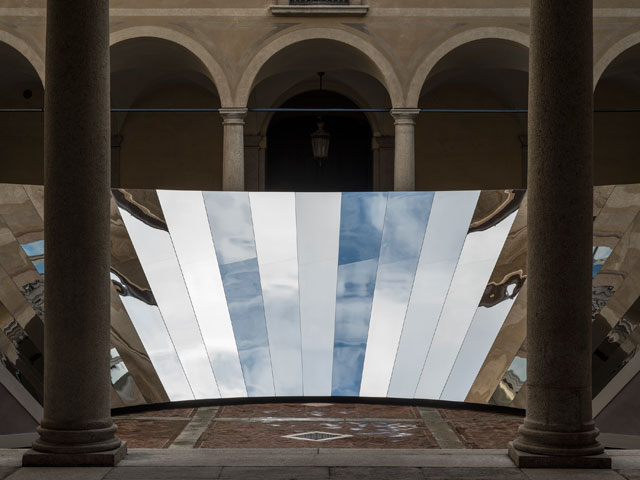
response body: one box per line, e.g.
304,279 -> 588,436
311,119 -> 330,166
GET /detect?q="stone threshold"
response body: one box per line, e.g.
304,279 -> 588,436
2,448 -> 639,469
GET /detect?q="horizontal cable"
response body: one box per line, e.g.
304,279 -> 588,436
1,107 -> 640,113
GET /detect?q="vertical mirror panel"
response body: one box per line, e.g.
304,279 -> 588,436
593,246 -> 613,278
158,190 -> 247,398
109,346 -> 145,405
296,193 -> 341,396
491,355 -> 527,406
360,192 -> 434,397
440,293 -> 519,401
332,192 -> 387,396
387,191 -> 480,398
20,240 -> 44,274
118,208 -> 220,399
204,192 -> 275,397
250,192 -> 303,396
111,271 -> 193,401
415,210 -> 517,399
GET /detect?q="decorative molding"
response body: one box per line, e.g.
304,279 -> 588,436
270,4 -> 368,17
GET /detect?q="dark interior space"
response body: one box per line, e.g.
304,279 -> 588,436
266,90 -> 373,192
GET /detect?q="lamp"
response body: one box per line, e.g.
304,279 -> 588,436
311,72 -> 330,166
311,119 -> 330,166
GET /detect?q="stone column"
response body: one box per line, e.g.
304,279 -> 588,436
220,108 -> 248,191
23,0 -> 126,467
390,109 -> 419,191
508,0 -> 609,469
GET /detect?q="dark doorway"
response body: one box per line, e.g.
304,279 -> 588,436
266,90 -> 373,191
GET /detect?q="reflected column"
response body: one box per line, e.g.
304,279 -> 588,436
220,107 -> 248,191
508,0 -> 609,469
24,0 -> 126,467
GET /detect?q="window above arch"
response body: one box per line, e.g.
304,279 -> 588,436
270,0 -> 368,17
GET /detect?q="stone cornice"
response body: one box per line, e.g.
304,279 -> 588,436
1,7 -> 640,18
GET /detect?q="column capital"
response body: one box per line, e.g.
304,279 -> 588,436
372,135 -> 395,150
243,135 -> 263,148
390,108 -> 420,124
219,107 -> 248,125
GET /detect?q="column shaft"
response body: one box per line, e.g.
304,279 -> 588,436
25,0 -> 125,464
391,109 -> 419,191
510,0 -> 607,466
220,108 -> 248,191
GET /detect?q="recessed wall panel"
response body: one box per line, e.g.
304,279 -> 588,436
387,191 -> 479,398
249,192 -> 302,396
158,190 -> 246,398
332,192 -> 387,396
360,192 -> 433,397
204,192 -> 275,397
414,209 -> 518,399
296,192 -> 341,397
118,208 -> 220,399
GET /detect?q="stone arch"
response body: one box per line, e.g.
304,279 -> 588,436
235,27 -> 403,108
406,27 -> 530,107
594,31 -> 640,89
110,26 -> 233,107
0,30 -> 44,85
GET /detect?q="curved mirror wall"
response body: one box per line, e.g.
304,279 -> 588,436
0,185 -> 638,414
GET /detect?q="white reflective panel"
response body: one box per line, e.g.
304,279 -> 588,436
158,190 -> 247,398
332,192 -> 387,396
249,192 -> 302,396
440,294 -> 519,401
296,193 -> 341,396
415,210 -> 518,399
110,271 -> 193,401
118,208 -> 220,399
360,192 -> 434,397
204,192 -> 275,397
387,191 -> 479,398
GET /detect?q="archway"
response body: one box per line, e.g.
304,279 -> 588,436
266,90 -> 373,192
0,39 -> 44,185
413,38 -> 529,191
110,36 -> 224,190
594,41 -> 640,186
242,35 -> 394,191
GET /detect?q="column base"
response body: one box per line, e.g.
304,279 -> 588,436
22,442 -> 127,467
508,442 -> 611,469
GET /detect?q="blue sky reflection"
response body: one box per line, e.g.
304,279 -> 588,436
332,192 -> 387,396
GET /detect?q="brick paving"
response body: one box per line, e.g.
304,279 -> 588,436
115,419 -> 191,448
215,403 -> 420,419
113,403 -> 524,449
